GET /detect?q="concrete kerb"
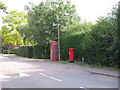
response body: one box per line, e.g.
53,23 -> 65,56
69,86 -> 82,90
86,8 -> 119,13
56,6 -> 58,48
84,70 -> 119,78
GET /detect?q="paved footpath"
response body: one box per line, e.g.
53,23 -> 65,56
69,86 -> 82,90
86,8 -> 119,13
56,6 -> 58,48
0,54 -> 119,89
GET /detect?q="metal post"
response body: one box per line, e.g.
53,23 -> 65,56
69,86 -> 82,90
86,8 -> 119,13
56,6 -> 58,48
58,24 -> 60,60
53,23 -> 61,60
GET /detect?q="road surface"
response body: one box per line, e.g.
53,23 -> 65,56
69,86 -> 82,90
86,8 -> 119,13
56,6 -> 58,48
0,54 -> 118,89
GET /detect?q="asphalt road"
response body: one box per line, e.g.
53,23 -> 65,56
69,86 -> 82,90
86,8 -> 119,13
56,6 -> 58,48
0,54 -> 118,89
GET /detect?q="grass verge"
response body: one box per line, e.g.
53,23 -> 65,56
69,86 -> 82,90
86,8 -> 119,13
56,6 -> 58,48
56,60 -> 118,70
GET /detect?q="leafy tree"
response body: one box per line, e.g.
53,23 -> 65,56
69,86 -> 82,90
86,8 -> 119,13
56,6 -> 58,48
19,25 -> 35,45
117,1 -> 120,68
60,22 -> 92,60
0,1 -> 7,52
0,1 -> 7,12
60,2 -> 119,67
26,0 -> 80,45
1,10 -> 27,47
0,25 -> 23,46
83,4 -> 118,67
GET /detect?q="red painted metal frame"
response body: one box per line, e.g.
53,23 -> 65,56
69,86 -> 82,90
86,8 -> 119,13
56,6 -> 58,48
50,41 -> 59,61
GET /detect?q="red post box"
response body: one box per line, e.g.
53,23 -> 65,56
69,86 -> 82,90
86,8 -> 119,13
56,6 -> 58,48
50,41 -> 59,61
69,48 -> 75,62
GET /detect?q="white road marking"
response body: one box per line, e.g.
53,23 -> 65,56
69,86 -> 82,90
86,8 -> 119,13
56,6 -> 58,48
0,56 -> 9,59
39,73 -> 47,77
80,87 -> 85,88
39,73 -> 62,82
80,87 -> 88,90
19,73 -> 30,77
0,74 -> 10,79
48,76 -> 62,82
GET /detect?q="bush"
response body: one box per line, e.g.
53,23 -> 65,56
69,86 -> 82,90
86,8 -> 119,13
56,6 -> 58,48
27,46 -> 33,58
14,44 -> 50,59
2,49 -> 8,54
60,20 -> 118,67
60,22 -> 91,61
60,32 -> 86,61
33,44 -> 50,59
14,46 -> 33,58
33,45 -> 40,59
8,49 -> 15,54
2,49 -> 14,54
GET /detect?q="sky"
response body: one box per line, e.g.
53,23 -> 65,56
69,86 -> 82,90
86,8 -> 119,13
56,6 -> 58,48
0,0 -> 119,28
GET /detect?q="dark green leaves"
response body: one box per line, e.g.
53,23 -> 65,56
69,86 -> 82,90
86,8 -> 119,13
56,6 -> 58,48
25,0 -> 80,45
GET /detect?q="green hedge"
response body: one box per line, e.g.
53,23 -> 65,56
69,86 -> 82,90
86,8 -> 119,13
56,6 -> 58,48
2,49 -> 15,54
14,46 -> 33,58
60,33 -> 86,61
14,45 -> 49,59
33,44 -> 50,59
2,50 -> 8,54
60,21 -> 118,68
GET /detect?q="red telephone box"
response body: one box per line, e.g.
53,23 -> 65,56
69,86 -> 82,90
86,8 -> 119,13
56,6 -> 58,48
50,41 -> 59,61
69,48 -> 75,62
